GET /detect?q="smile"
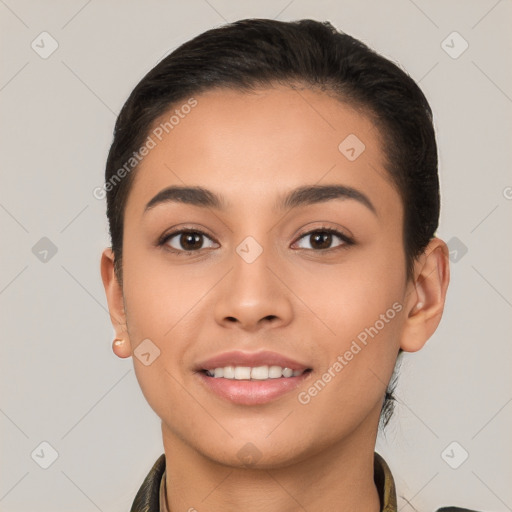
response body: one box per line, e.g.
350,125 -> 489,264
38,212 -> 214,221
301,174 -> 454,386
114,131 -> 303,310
197,367 -> 313,405
203,365 -> 310,380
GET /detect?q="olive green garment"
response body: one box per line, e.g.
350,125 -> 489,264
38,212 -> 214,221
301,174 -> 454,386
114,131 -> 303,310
129,452 -> 480,512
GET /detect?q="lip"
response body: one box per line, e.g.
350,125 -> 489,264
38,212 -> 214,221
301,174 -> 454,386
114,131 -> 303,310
194,350 -> 311,372
196,369 -> 312,405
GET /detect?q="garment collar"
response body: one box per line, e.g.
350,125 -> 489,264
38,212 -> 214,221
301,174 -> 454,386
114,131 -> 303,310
129,451 -> 397,512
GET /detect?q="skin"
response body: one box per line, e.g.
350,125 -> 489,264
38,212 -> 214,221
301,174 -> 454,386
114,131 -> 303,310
101,85 -> 450,512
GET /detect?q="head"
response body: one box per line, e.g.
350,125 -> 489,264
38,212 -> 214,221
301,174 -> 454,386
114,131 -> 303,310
101,19 -> 449,466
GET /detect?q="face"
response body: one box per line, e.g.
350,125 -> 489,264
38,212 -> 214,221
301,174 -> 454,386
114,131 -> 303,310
106,85 -> 426,468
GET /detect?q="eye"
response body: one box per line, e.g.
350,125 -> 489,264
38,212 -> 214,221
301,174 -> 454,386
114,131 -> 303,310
293,227 -> 354,251
159,229 -> 218,254
158,226 -> 354,256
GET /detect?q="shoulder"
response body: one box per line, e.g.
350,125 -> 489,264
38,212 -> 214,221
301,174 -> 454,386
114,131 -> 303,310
435,508 -> 483,511
130,453 -> 166,512
375,452 -> 483,512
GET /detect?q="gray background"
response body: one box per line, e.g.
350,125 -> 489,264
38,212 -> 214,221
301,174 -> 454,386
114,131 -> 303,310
1,1 -> 511,511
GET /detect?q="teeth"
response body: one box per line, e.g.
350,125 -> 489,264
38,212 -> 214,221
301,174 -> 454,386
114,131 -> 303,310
205,365 -> 306,380
234,366 -> 251,379
268,365 -> 283,378
223,366 -> 235,379
282,367 -> 294,378
251,366 -> 270,380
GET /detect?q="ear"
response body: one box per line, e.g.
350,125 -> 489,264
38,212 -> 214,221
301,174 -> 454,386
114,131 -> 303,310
100,248 -> 132,358
399,237 -> 450,352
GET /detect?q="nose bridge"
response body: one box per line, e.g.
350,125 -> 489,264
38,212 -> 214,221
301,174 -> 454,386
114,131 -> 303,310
234,234 -> 272,295
231,232 -> 276,305
214,231 -> 292,328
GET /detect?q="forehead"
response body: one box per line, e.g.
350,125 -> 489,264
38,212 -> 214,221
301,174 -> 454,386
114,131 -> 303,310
125,86 -> 399,220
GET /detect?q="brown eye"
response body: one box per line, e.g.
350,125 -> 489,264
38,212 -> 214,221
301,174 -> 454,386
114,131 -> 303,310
309,232 -> 333,250
294,228 -> 353,251
162,230 -> 218,253
178,232 -> 204,250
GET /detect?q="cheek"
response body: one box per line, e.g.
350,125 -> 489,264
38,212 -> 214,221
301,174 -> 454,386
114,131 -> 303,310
122,240 -> 203,335
295,236 -> 406,401
295,283 -> 404,434
295,235 -> 406,342
120,252 -> 204,420
121,244 -> 222,385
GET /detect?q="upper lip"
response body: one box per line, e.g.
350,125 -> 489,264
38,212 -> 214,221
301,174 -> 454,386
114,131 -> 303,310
195,350 -> 311,371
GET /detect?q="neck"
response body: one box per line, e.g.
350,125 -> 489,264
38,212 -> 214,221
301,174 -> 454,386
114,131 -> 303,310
161,414 -> 382,512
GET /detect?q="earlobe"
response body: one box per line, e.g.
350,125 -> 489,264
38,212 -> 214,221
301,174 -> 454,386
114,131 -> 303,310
399,238 -> 450,352
100,248 -> 132,357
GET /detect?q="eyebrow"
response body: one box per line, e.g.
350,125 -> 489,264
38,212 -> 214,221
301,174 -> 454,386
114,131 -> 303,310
144,184 -> 377,216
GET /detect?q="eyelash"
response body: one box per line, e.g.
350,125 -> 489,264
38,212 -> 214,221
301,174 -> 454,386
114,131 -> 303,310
157,226 -> 355,256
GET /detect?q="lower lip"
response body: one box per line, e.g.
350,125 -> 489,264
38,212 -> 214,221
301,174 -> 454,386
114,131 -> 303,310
196,371 -> 312,405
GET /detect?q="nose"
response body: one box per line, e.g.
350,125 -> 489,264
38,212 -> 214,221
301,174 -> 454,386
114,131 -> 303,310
213,239 -> 293,332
